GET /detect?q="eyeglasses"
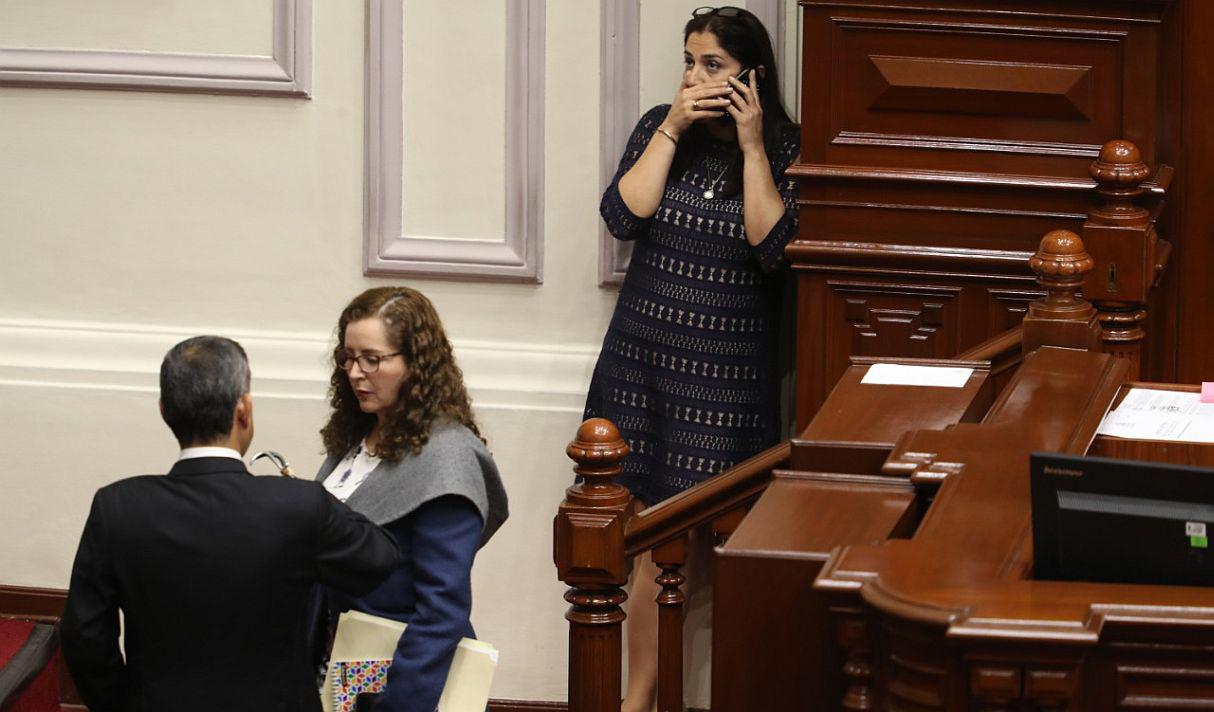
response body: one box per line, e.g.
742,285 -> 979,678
335,350 -> 402,373
692,6 -> 743,18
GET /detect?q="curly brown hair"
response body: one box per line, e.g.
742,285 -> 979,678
320,286 -> 481,461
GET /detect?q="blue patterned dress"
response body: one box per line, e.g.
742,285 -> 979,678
585,104 -> 800,505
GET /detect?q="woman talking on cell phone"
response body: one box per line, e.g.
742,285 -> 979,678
582,6 -> 799,711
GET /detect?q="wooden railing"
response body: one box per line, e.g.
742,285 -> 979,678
553,421 -> 788,712
553,140 -> 1165,712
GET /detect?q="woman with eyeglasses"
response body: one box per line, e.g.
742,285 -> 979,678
584,6 -> 798,711
316,286 -> 508,712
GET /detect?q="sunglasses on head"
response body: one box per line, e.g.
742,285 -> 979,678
692,6 -> 743,18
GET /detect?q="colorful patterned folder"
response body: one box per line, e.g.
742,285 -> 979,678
331,659 -> 391,712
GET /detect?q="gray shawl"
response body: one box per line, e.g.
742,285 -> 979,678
315,422 -> 508,545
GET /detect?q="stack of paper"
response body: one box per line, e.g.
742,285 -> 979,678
1096,388 -> 1214,443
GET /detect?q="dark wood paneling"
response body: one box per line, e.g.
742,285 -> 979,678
790,0 -> 1194,423
1113,664 -> 1214,710
988,289 -> 1044,333
795,273 -> 1038,427
802,1 -> 1169,177
713,554 -> 832,712
830,281 -> 963,360
1175,0 -> 1214,383
0,584 -> 66,622
713,476 -> 915,712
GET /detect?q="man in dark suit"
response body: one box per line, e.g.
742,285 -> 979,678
61,335 -> 400,712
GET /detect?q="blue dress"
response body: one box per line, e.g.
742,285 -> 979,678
585,104 -> 800,505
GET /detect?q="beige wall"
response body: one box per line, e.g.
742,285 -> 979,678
0,0 -> 798,704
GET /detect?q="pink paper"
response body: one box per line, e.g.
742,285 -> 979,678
1202,382 -> 1214,403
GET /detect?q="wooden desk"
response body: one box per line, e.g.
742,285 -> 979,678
810,350 -> 1214,710
714,349 -> 1214,710
713,356 -> 990,711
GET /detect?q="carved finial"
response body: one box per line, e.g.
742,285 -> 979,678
567,418 -> 630,492
1021,229 -> 1102,354
1089,139 -> 1151,225
1029,230 -> 1094,308
1090,140 -> 1150,186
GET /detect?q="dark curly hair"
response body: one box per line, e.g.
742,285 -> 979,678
320,286 -> 481,461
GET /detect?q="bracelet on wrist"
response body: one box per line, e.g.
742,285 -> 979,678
655,126 -> 679,146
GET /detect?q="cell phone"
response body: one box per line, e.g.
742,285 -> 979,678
720,68 -> 753,123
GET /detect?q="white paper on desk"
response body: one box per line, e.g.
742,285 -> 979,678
860,363 -> 973,388
1096,387 -> 1214,443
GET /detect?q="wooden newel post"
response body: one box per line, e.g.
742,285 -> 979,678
554,418 -> 631,712
1022,229 -> 1102,355
1083,139 -> 1157,378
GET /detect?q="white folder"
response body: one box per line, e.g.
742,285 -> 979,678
321,609 -> 499,712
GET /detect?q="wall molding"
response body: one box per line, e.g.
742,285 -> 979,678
365,0 -> 544,282
0,319 -> 594,413
598,0 -> 789,287
0,0 -> 311,97
598,0 -> 641,287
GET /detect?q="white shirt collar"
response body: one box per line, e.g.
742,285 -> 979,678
178,446 -> 244,462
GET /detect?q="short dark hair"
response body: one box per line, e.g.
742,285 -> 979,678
159,336 -> 251,447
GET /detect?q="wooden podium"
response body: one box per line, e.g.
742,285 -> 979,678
713,348 -> 1214,711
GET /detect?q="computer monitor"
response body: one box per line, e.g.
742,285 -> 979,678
1030,452 -> 1214,587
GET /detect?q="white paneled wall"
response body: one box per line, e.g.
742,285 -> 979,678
0,0 -> 799,703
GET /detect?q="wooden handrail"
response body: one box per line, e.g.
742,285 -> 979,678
956,326 -> 1022,362
624,441 -> 791,557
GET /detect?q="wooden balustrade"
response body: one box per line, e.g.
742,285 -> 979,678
554,418 -> 791,712
1021,228 -> 1101,355
652,535 -> 686,712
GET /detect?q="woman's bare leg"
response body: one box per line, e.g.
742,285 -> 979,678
621,553 -> 661,712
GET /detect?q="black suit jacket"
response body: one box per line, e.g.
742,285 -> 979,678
61,457 -> 401,712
